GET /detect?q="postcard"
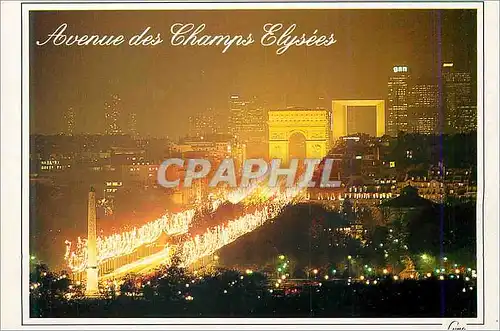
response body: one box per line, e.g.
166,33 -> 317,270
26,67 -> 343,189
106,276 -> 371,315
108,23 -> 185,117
0,1 -> 498,330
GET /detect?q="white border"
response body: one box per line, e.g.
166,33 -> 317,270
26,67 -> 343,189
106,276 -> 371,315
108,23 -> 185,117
1,1 -> 498,330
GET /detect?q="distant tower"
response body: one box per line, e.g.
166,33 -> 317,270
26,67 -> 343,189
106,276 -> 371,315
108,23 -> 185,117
85,187 -> 99,296
228,95 -> 265,142
188,108 -> 219,137
104,94 -> 122,135
128,112 -> 138,139
63,107 -> 76,136
442,62 -> 476,134
387,65 -> 411,137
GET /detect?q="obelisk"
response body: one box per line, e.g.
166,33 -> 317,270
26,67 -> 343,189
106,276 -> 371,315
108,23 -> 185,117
85,187 -> 99,296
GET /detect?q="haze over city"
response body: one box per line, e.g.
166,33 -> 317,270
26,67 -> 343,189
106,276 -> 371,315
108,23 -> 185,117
31,9 -> 476,138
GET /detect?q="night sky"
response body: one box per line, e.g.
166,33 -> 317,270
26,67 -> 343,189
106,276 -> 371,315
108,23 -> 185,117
30,9 -> 476,138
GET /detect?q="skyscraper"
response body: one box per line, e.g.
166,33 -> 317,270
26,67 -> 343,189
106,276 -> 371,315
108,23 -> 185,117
104,94 -> 123,135
188,108 -> 220,137
228,94 -> 247,138
128,112 -> 138,139
408,81 -> 439,134
63,107 -> 76,136
387,65 -> 411,137
228,95 -> 265,142
442,63 -> 477,133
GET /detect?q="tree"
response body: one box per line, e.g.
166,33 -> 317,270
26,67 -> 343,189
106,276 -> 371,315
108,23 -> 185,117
119,275 -> 138,296
29,264 -> 71,317
407,206 -> 440,257
156,254 -> 190,301
341,199 -> 355,223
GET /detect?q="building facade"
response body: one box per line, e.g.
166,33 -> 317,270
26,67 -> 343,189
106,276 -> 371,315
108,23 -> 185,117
332,100 -> 385,140
63,107 -> 76,136
188,108 -> 221,137
268,108 -> 331,164
228,95 -> 266,143
128,112 -> 138,139
408,82 -> 439,134
387,65 -> 411,137
442,63 -> 477,133
104,94 -> 123,135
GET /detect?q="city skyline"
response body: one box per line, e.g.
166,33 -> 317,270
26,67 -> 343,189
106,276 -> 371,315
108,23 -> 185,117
30,9 -> 476,138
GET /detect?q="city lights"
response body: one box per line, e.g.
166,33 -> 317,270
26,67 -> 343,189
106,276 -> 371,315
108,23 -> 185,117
64,209 -> 196,272
63,184 -> 276,272
179,187 -> 302,267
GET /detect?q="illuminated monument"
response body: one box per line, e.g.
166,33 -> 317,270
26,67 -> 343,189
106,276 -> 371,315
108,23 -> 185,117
85,187 -> 99,296
332,100 -> 385,140
268,108 -> 331,164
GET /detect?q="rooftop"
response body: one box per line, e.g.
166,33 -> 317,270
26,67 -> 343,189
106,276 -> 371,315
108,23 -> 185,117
381,185 -> 434,208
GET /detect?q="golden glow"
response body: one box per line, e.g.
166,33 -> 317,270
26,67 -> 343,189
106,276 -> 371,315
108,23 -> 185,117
268,109 -> 330,164
65,209 -> 196,272
67,182 -> 305,281
65,185 -> 261,272
180,187 -> 302,266
332,100 -> 385,139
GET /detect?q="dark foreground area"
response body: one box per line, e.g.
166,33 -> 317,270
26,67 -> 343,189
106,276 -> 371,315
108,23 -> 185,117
30,266 -> 476,318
